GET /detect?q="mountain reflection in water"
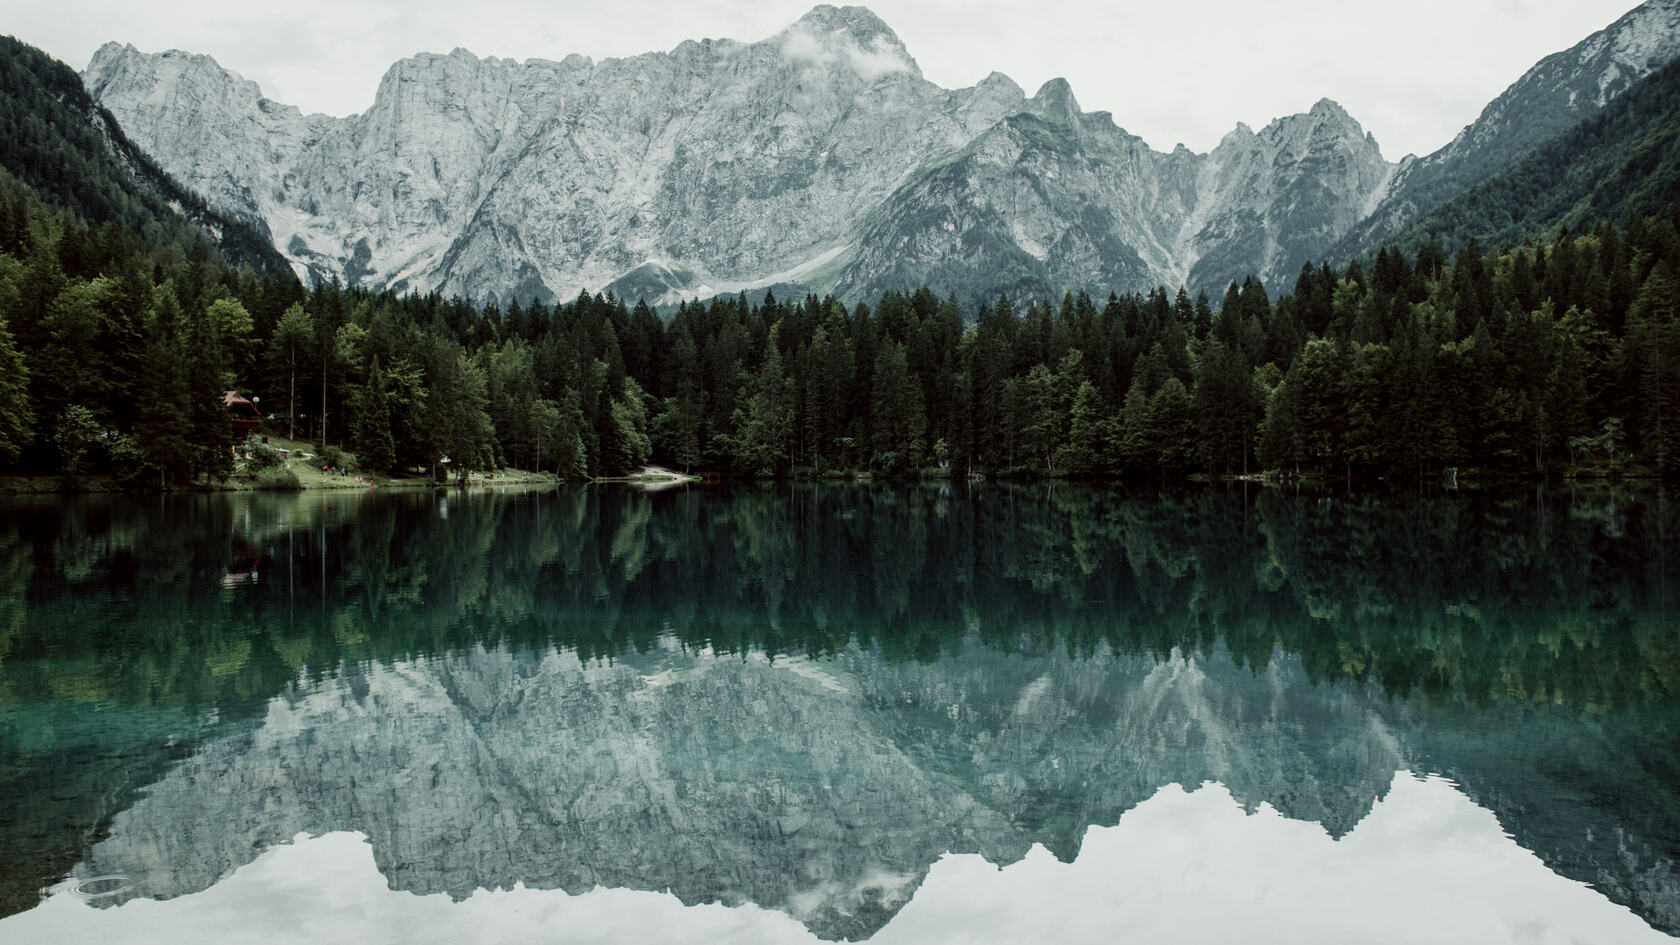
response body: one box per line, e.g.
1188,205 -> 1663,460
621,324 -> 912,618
0,483 -> 1675,940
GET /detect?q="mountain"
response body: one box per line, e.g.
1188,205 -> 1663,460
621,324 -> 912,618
80,6 -> 1391,307
1384,53 -> 1680,256
1333,0 -> 1680,260
77,3 -> 1680,309
832,94 -> 1390,304
0,35 -> 290,273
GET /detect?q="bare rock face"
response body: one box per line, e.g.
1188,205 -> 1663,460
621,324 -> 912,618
80,1 -> 1679,307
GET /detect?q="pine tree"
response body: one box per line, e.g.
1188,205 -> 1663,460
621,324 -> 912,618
870,341 -> 917,472
431,345 -> 496,481
1629,261 -> 1680,471
554,389 -> 589,479
0,311 -> 31,464
1259,365 -> 1305,475
184,301 -> 232,482
1055,380 -> 1106,474
352,356 -> 397,474
1193,341 -> 1257,473
610,377 -> 653,473
1295,339 -> 1350,472
269,303 -> 315,441
1142,377 -> 1196,472
131,283 -> 193,486
53,403 -> 99,477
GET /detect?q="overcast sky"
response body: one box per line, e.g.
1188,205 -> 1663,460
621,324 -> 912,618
10,0 -> 1647,159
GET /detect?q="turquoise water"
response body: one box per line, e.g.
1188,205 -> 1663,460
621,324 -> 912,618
0,484 -> 1676,943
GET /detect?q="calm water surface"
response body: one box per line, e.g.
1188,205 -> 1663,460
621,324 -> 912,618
0,483 -> 1676,944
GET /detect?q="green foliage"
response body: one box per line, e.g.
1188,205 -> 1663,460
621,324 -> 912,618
1627,261 -> 1680,473
0,310 -> 29,463
268,303 -> 314,441
609,377 -> 653,473
317,444 -> 353,472
53,404 -> 99,477
253,465 -> 301,491
351,357 -> 397,474
1193,341 -> 1258,473
130,282 -> 194,485
244,441 -> 283,471
1142,377 -> 1196,471
1054,380 -> 1105,474
430,344 -> 497,481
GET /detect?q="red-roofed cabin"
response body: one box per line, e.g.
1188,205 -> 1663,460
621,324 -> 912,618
225,391 -> 262,442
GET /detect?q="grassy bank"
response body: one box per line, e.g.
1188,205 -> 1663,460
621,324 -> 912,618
0,431 -> 570,494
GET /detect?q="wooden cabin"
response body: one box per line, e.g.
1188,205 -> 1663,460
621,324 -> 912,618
224,391 -> 262,442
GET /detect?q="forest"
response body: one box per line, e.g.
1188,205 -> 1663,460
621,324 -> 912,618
1,162 -> 1679,484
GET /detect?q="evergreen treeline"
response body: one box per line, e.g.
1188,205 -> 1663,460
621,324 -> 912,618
3,165 -> 1680,482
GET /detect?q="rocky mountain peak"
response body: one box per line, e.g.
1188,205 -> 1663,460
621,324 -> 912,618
793,4 -> 901,43
778,4 -> 920,81
1216,121 -> 1257,150
1259,98 -> 1382,159
976,70 -> 1021,95
1308,97 -> 1354,123
1310,96 -> 1345,114
86,42 -> 229,101
968,70 -> 1028,115
1028,77 -> 1081,126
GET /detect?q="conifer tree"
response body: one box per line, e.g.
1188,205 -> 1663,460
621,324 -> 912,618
132,283 -> 193,486
352,356 -> 397,474
1630,261 -> 1680,471
0,311 -> 30,464
269,303 -> 315,441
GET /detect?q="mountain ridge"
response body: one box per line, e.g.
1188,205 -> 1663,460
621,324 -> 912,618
78,2 -> 1680,307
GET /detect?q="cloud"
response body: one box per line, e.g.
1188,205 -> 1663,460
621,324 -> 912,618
779,24 -> 912,83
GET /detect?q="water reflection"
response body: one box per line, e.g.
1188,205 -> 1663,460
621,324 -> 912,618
0,484 -> 1676,938
7,777 -> 1671,945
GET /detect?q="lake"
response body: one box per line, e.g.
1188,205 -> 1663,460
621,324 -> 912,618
0,483 -> 1676,944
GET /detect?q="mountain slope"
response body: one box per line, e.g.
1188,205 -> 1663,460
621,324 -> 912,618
1336,0 -> 1680,260
1389,54 -> 1680,255
0,35 -> 290,273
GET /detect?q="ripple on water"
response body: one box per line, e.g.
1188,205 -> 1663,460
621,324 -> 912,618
69,876 -> 131,899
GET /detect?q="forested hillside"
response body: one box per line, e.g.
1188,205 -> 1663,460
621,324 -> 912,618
1387,54 -> 1680,258
0,35 -> 290,274
2,150 -> 1678,485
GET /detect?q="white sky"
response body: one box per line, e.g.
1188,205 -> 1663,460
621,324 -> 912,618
8,0 -> 1648,159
